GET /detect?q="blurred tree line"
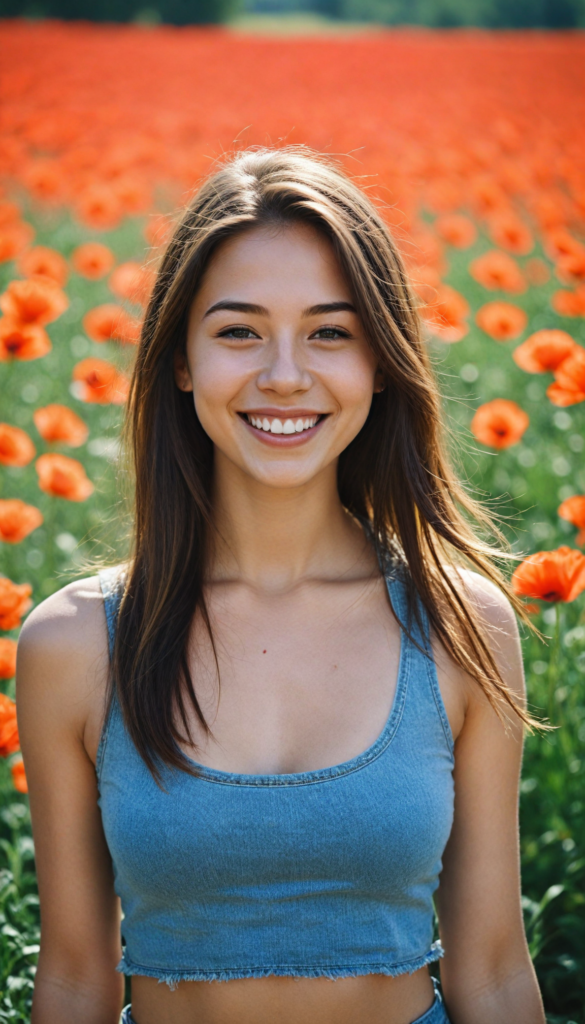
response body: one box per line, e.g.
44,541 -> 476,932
0,0 -> 583,29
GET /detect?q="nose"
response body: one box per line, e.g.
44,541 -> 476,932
257,334 -> 312,396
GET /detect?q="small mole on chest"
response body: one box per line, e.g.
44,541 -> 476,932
262,649 -> 267,654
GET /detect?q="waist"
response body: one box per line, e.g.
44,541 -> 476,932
125,971 -> 450,1024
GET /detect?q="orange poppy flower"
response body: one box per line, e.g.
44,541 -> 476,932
0,424 -> 35,467
0,317 -> 52,361
11,759 -> 28,794
558,496 -> 585,545
83,304 -> 142,345
144,213 -> 173,248
422,284 -> 469,343
469,250 -> 526,293
109,262 -> 155,307
18,245 -> 68,287
75,185 -> 123,230
544,229 -> 584,262
0,222 -> 35,263
470,399 -> 529,450
33,404 -> 88,447
71,242 -> 115,280
0,693 -> 19,756
0,638 -> 17,680
512,546 -> 585,603
0,276 -> 68,325
512,330 -> 577,374
547,348 -> 585,406
72,358 -> 130,405
434,214 -> 477,249
556,252 -> 585,287
525,258 -> 550,286
0,201 -> 21,227
552,288 -> 585,317
0,576 -> 33,629
0,499 -> 43,544
487,213 -> 533,255
36,453 -> 94,502
475,301 -> 527,341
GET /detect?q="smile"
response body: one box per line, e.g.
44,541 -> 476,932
243,414 -> 321,435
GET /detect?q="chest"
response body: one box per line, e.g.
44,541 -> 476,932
179,577 -> 403,775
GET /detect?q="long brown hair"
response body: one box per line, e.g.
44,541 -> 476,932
113,145 -> 536,780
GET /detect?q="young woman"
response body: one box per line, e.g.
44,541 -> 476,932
17,148 -> 545,1024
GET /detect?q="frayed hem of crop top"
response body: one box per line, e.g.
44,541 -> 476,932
116,942 -> 444,988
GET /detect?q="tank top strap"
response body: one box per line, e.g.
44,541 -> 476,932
379,550 -> 455,759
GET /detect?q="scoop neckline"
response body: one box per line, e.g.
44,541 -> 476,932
171,573 -> 409,787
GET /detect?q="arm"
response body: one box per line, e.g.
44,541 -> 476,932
435,573 -> 545,1024
16,578 -> 124,1024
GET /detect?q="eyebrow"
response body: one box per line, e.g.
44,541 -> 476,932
203,300 -> 357,319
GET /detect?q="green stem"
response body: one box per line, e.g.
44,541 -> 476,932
547,603 -> 562,722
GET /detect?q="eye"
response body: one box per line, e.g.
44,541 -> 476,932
217,325 -> 260,340
311,326 -> 351,341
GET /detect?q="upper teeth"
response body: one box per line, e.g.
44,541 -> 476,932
246,415 -> 319,434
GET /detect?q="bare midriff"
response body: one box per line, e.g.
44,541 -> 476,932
131,967 -> 435,1024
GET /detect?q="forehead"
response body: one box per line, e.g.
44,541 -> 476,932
194,221 -> 352,309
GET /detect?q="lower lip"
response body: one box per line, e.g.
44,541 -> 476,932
240,416 -> 326,447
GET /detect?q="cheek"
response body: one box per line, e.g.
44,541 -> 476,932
190,347 -> 248,425
323,351 -> 377,420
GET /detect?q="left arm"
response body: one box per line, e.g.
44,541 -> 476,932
435,573 -> 545,1024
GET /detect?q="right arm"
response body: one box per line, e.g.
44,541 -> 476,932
16,577 -> 125,1024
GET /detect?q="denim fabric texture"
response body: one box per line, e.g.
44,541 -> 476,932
98,559 -> 455,988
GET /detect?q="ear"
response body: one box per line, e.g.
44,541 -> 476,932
373,369 -> 386,394
174,350 -> 193,393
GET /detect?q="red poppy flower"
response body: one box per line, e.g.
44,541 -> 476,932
0,500 -> 43,544
36,453 -> 94,502
547,348 -> 585,406
434,214 -> 477,249
552,288 -> 585,317
524,258 -> 550,287
18,246 -> 68,287
109,262 -> 155,307
470,399 -> 529,449
71,242 -> 115,280
422,284 -> 469,343
83,304 -> 141,345
11,759 -> 28,794
0,222 -> 35,263
0,318 -> 52,361
0,424 -> 36,466
71,358 -> 129,405
487,213 -> 533,255
0,576 -> 33,629
75,185 -> 123,230
556,252 -> 585,287
513,330 -> 577,374
33,404 -> 88,447
0,277 -> 68,325
512,547 -> 585,603
469,250 -> 526,293
0,693 -> 19,757
475,301 -> 527,341
0,638 -> 17,680
558,496 -> 585,545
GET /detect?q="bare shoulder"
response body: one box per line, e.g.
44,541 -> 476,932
445,566 -> 526,706
16,575 -> 110,736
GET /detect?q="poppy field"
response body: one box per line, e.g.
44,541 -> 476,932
0,19 -> 585,1023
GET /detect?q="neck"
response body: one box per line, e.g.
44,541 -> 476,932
209,452 -> 371,591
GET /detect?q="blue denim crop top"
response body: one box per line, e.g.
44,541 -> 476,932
96,558 -> 455,987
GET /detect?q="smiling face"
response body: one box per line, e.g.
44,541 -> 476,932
176,221 -> 380,491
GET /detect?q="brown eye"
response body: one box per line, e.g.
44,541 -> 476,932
312,327 -> 350,340
218,326 -> 259,340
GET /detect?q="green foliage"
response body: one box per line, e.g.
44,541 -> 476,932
0,0 -> 240,24
245,0 -> 585,27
